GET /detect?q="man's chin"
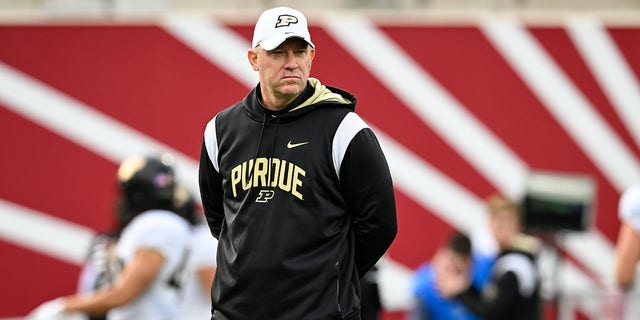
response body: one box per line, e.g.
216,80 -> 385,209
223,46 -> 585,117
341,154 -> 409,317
278,84 -> 304,96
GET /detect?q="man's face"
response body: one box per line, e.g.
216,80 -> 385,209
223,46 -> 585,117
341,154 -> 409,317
490,210 -> 520,249
434,248 -> 471,276
249,38 -> 315,109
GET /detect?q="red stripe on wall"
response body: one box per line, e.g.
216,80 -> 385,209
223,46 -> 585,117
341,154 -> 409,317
388,190 -> 456,269
384,25 -> 621,242
608,27 -> 640,100
0,105 -> 117,230
530,26 -> 640,160
0,239 -> 81,316
0,25 -> 248,160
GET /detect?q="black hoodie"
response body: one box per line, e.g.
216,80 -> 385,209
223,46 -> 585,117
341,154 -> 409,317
456,235 -> 541,320
199,78 -> 397,320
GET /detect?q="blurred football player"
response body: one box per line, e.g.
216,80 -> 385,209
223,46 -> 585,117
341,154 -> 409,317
26,154 -> 192,320
615,184 -> 640,290
172,185 -> 218,320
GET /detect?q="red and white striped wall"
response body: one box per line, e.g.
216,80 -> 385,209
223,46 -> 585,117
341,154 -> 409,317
1,13 -> 639,319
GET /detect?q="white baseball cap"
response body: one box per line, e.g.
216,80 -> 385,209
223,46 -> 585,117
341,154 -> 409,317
252,7 -> 315,51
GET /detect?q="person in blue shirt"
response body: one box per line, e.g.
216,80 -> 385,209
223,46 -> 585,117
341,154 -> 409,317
411,232 -> 494,320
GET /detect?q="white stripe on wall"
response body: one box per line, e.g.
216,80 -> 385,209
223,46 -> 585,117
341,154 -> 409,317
377,256 -> 416,311
375,126 -> 600,317
481,17 -> 630,284
325,14 -> 612,297
323,15 -> 529,200
0,62 -> 200,200
161,16 -> 259,87
481,17 -> 640,194
0,199 -> 95,265
374,127 -> 487,234
567,17 -> 640,152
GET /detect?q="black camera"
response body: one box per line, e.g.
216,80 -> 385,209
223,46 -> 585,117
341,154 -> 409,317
522,171 -> 596,232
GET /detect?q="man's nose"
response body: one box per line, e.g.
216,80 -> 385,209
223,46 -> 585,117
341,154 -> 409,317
284,52 -> 298,68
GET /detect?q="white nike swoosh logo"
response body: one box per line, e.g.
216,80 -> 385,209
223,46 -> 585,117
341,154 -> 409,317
287,140 -> 309,149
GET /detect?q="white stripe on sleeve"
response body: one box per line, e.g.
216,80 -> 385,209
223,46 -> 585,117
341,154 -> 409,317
332,112 -> 369,178
495,254 -> 537,297
620,184 -> 640,232
204,115 -> 220,172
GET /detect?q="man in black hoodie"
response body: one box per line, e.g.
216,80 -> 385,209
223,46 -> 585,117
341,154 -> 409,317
198,6 -> 397,320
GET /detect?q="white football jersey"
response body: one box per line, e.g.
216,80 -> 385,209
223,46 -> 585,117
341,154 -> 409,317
620,184 -> 640,232
176,223 -> 218,320
77,234 -> 120,297
108,209 -> 191,320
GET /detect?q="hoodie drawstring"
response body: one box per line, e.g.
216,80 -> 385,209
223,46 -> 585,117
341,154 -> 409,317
247,112 -> 268,186
267,117 -> 281,187
249,112 -> 281,190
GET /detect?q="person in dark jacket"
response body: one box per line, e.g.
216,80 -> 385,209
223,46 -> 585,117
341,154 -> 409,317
436,195 -> 541,320
198,6 -> 397,320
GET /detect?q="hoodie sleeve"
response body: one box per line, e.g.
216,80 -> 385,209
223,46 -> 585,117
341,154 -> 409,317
199,118 -> 225,239
336,114 -> 397,277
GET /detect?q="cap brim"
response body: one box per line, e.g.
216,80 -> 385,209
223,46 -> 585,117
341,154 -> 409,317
259,34 -> 314,51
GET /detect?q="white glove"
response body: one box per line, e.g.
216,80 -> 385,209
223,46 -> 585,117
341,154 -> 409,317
25,298 -> 81,320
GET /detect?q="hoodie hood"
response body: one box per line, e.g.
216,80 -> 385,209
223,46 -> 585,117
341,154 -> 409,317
242,77 -> 356,122
291,78 -> 353,110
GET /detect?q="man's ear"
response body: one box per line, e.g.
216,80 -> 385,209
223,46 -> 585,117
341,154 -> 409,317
309,47 -> 316,63
247,48 -> 259,71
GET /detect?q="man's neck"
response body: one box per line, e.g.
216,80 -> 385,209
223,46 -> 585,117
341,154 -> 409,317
257,82 -> 312,112
260,93 -> 297,111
